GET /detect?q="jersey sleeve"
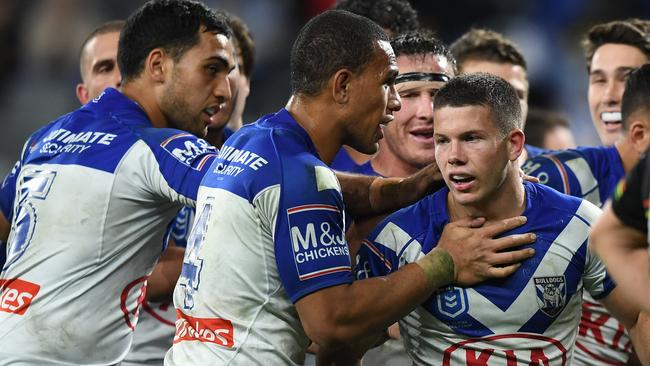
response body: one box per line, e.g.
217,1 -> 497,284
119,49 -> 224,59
522,149 -> 603,206
0,133 -> 40,221
579,201 -> 617,300
354,222 -> 401,281
611,154 -> 648,234
0,160 -> 20,221
273,163 -> 354,303
140,130 -> 219,207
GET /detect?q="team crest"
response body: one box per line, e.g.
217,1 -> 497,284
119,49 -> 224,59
435,286 -> 468,318
534,276 -> 566,317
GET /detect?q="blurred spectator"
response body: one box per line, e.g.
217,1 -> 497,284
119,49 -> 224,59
524,108 -> 576,150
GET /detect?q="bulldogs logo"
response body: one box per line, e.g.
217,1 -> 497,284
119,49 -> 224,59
534,276 -> 566,317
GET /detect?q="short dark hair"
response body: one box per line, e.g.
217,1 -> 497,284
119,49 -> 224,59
582,19 -> 650,72
524,108 -> 570,147
391,30 -> 457,74
118,0 -> 232,84
450,28 -> 527,71
434,73 -> 522,136
78,20 -> 125,80
335,0 -> 418,36
228,15 -> 255,78
290,9 -> 388,96
622,63 -> 650,129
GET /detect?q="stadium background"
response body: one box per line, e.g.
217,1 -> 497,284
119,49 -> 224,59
0,0 -> 648,174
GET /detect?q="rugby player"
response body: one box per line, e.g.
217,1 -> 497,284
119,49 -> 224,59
354,73 -> 650,365
164,11 -> 536,365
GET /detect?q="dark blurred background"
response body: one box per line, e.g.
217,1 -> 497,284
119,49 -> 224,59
0,0 -> 648,173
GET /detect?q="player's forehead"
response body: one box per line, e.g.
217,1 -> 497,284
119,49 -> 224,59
360,40 -> 398,81
397,53 -> 454,75
83,32 -> 119,61
590,43 -> 649,74
435,104 -> 494,133
462,60 -> 528,85
180,28 -> 235,68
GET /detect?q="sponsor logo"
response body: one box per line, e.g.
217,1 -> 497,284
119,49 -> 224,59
0,278 -> 40,315
435,286 -> 468,319
174,309 -> 234,347
534,276 -> 566,317
120,276 -> 148,330
161,134 -> 217,170
216,146 -> 269,171
287,204 -> 350,281
443,334 -> 568,366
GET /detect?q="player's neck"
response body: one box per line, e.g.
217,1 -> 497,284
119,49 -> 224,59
447,168 -> 526,222
371,146 -> 421,177
120,81 -> 168,130
286,94 -> 344,165
615,139 -> 640,174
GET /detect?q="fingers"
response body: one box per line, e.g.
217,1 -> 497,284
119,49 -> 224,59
492,232 -> 536,251
521,174 -> 540,183
487,263 -> 522,278
490,247 -> 536,265
482,216 -> 527,236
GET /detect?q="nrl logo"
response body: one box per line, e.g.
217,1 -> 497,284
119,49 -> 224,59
534,276 -> 566,317
435,286 -> 468,318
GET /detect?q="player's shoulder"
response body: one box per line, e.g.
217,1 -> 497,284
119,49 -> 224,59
526,182 -> 600,224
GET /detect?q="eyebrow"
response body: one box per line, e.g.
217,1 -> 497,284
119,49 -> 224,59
206,55 -> 236,73
386,68 -> 399,82
91,59 -> 116,74
589,66 -> 637,76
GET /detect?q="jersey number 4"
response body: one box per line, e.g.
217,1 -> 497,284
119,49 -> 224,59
178,198 -> 213,310
3,169 -> 56,270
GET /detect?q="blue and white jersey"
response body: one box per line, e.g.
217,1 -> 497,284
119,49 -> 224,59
123,206 -> 195,366
525,144 -> 548,160
356,182 -> 614,365
522,146 -> 631,365
0,88 -> 218,365
165,109 -> 353,365
521,146 -> 624,208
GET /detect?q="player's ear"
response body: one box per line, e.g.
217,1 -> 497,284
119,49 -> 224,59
629,119 -> 650,155
76,83 -> 89,105
146,48 -> 169,84
332,69 -> 353,104
507,129 -> 525,162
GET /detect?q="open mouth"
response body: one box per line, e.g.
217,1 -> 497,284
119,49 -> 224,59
449,174 -> 475,191
204,106 -> 219,117
450,174 -> 474,184
410,129 -> 434,140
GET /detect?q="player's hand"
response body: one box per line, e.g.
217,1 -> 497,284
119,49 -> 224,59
436,216 -> 536,286
520,168 -> 540,183
399,162 -> 445,204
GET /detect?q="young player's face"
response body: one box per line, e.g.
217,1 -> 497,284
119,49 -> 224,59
160,29 -> 235,138
208,45 -> 250,130
344,40 -> 401,154
460,60 -> 529,121
434,105 -> 512,206
381,54 -> 454,168
588,43 -> 648,146
77,31 -> 121,104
